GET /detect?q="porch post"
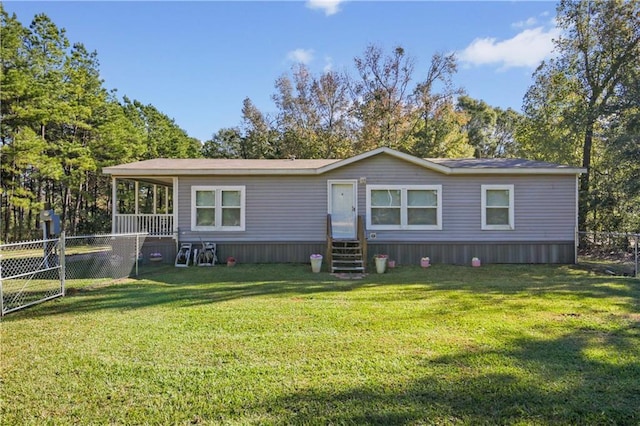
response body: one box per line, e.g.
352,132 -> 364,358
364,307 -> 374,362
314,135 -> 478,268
173,177 -> 179,237
135,181 -> 139,215
165,186 -> 169,215
111,177 -> 117,234
153,184 -> 157,215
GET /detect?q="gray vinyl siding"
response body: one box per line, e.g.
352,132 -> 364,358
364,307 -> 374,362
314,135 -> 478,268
175,153 -> 578,244
329,155 -> 578,242
177,175 -> 329,242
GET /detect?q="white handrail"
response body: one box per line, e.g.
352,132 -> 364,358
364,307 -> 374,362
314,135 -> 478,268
114,214 -> 174,236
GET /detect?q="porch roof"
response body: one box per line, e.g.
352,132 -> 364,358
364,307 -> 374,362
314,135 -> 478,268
104,158 -> 340,176
103,147 -> 585,177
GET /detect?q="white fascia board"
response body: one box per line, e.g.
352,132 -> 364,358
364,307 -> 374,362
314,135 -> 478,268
317,147 -> 452,175
102,168 -> 320,176
102,167 -> 122,175
106,176 -> 174,187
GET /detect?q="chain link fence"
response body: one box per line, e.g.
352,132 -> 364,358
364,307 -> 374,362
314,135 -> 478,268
1,233 -> 148,316
64,233 -> 147,285
578,231 -> 639,278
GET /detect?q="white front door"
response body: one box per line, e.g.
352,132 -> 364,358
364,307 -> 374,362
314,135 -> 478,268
329,181 -> 357,239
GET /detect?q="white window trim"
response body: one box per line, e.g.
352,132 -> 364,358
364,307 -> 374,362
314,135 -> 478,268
366,185 -> 442,230
481,184 -> 514,230
191,185 -> 245,231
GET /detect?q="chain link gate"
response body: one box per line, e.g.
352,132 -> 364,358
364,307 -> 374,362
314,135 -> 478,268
1,232 -> 147,316
0,234 -> 65,316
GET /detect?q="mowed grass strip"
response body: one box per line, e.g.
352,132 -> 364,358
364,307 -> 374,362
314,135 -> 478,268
1,264 -> 639,425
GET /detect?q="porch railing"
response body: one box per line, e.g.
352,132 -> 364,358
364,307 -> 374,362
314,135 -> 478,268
114,214 -> 174,236
357,215 -> 367,269
326,214 -> 333,267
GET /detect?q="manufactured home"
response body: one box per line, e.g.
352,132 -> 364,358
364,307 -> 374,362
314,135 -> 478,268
102,147 -> 584,271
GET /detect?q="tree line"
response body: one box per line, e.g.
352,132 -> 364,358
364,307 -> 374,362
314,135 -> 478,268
203,50 -> 520,162
1,6 -> 201,240
1,1 -> 638,242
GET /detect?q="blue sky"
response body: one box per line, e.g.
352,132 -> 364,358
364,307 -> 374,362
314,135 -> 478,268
4,1 -> 560,142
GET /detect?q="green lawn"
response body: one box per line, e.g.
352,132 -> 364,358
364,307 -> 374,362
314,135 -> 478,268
2,264 -> 639,425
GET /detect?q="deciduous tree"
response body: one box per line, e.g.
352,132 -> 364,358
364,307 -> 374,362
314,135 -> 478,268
523,0 -> 640,229
351,45 -> 415,151
457,96 -> 520,158
240,97 -> 277,158
202,127 -> 243,159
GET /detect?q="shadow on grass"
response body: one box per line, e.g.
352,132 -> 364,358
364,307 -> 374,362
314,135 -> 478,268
7,263 -> 368,318
249,326 -> 640,424
6,264 -> 639,319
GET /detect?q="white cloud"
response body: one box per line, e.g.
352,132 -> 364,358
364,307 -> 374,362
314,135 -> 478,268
306,0 -> 344,16
512,17 -> 537,28
287,48 -> 314,64
458,26 -> 560,70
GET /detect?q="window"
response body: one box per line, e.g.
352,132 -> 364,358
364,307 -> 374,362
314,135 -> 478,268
191,186 -> 245,231
481,184 -> 514,230
367,185 -> 442,230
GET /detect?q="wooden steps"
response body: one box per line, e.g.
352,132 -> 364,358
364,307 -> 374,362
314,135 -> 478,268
331,240 -> 364,273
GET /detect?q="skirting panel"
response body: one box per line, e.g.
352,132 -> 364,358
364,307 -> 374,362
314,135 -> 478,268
139,237 -> 177,262
367,241 -> 576,265
205,242 -> 327,264
173,240 -> 575,265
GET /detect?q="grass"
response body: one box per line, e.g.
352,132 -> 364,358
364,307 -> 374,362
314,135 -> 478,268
1,264 -> 639,425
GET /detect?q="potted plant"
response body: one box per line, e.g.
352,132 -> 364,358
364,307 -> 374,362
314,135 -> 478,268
421,257 -> 430,268
226,256 -> 236,267
374,254 -> 388,274
149,252 -> 163,263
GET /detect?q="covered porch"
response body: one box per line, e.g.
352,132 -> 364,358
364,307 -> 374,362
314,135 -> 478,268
111,177 -> 177,237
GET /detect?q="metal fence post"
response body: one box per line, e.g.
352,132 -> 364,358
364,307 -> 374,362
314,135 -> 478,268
635,234 -> 639,279
135,233 -> 139,277
60,231 -> 66,295
1,248 -> 4,316
575,228 -> 579,264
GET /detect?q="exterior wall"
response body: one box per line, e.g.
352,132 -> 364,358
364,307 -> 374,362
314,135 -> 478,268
177,174 -> 329,242
171,153 -> 578,264
339,155 -> 578,242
